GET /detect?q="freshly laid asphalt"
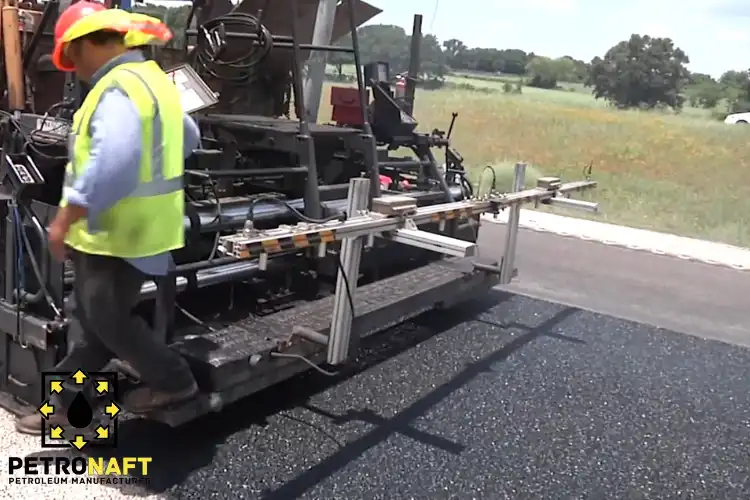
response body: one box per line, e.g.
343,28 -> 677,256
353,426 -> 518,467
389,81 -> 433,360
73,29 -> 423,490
4,224 -> 750,499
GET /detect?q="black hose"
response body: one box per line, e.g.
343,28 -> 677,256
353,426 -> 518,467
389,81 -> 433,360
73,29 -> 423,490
11,208 -> 43,305
195,11 -> 273,84
184,199 -> 202,246
246,195 -> 344,227
13,205 -> 63,317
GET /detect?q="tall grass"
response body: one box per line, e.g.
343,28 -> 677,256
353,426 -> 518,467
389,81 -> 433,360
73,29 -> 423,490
318,81 -> 749,245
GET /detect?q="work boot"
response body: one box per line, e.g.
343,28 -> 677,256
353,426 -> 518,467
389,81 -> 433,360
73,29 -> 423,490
15,412 -> 68,436
124,382 -> 198,414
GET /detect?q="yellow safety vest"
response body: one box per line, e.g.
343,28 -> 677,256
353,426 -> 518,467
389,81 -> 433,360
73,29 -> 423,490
61,60 -> 185,258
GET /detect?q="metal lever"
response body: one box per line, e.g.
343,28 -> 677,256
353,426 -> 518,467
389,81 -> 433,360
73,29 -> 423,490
544,196 -> 599,213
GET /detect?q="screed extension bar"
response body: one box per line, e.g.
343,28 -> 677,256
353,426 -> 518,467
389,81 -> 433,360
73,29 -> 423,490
219,178 -> 597,261
217,169 -> 597,365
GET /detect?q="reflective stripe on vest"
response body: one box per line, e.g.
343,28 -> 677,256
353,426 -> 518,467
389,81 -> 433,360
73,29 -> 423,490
63,60 -> 185,258
63,68 -> 182,198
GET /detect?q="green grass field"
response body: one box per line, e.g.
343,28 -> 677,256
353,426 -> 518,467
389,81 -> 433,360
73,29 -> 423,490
320,70 -> 749,246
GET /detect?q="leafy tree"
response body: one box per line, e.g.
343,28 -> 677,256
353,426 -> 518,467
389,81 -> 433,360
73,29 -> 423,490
560,55 -> 590,83
728,71 -> 750,113
454,48 -> 529,74
133,4 -> 191,47
328,49 -> 352,77
719,70 -> 749,89
335,24 -> 446,77
442,38 -> 467,68
498,49 -> 528,75
686,81 -> 724,109
717,70 -> 750,112
352,24 -> 412,73
526,56 -> 574,89
419,34 -> 447,77
587,34 -> 690,110
688,72 -> 714,85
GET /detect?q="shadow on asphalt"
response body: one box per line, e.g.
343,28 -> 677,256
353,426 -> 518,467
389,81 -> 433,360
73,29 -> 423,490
27,289 -> 583,498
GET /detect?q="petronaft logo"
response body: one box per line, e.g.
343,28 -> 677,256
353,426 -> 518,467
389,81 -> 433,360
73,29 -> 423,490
39,369 -> 120,449
6,369 -> 152,486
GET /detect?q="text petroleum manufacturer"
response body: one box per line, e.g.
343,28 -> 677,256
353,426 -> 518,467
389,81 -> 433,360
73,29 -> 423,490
7,456 -> 151,485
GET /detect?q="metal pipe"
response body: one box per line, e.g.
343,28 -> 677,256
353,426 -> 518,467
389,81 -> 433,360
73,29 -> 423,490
405,14 -> 423,115
421,147 -> 455,203
192,259 -> 261,287
499,162 -> 526,284
4,205 -> 14,302
139,260 -> 262,300
346,0 -> 381,204
140,276 -> 188,301
256,42 -> 354,52
174,256 -> 236,273
189,197 -> 308,232
288,0 -> 323,220
186,167 -> 308,177
2,0 -> 26,111
186,187 -> 466,233
288,0 -> 307,122
292,325 -> 328,345
303,0 -> 338,122
546,196 -> 599,213
347,0 -> 368,130
380,160 -> 431,168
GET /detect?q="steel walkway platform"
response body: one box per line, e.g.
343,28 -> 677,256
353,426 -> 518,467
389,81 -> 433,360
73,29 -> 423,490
151,256 -> 500,426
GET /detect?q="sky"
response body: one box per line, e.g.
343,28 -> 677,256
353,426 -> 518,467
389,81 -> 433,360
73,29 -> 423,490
367,0 -> 750,77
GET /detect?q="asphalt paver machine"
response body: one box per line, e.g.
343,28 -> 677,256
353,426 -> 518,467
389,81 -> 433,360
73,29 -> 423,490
0,0 -> 597,428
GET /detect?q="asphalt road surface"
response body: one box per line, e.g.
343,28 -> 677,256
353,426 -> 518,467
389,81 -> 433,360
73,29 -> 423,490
478,221 -> 750,345
3,224 -> 750,499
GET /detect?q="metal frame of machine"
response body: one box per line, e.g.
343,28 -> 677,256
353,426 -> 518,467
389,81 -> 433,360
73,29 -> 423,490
0,0 -> 597,428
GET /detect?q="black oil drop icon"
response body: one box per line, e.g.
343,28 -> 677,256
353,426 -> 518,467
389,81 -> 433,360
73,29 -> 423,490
67,391 -> 94,428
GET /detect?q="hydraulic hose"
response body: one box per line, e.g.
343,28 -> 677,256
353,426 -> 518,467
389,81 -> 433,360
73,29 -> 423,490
195,11 -> 273,84
12,205 -> 63,317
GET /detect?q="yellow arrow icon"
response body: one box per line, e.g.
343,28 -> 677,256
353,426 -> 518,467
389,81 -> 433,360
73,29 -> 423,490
50,381 -> 63,394
38,402 -> 54,419
95,425 -> 109,439
70,435 -> 87,450
96,380 -> 109,394
71,370 -> 87,384
104,402 -> 120,418
49,426 -> 64,439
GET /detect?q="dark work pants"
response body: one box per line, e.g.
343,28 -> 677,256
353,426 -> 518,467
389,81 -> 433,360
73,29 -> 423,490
53,250 -> 195,402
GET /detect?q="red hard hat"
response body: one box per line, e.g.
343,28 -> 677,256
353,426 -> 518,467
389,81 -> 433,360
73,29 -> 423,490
52,1 -> 107,71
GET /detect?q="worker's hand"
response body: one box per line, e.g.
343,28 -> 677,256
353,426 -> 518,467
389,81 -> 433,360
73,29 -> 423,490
47,222 -> 68,262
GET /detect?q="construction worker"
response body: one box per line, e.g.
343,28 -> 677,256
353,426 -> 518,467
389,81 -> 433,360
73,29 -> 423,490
16,3 -> 200,434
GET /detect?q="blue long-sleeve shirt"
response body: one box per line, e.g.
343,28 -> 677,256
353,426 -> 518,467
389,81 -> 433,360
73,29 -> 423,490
64,50 -> 200,276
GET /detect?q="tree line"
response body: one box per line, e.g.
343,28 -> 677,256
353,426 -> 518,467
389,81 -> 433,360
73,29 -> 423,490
134,5 -> 750,114
331,24 -> 750,114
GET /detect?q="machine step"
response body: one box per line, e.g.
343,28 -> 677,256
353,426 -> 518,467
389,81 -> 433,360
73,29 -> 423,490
171,256 -> 500,393
148,256 -> 499,425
